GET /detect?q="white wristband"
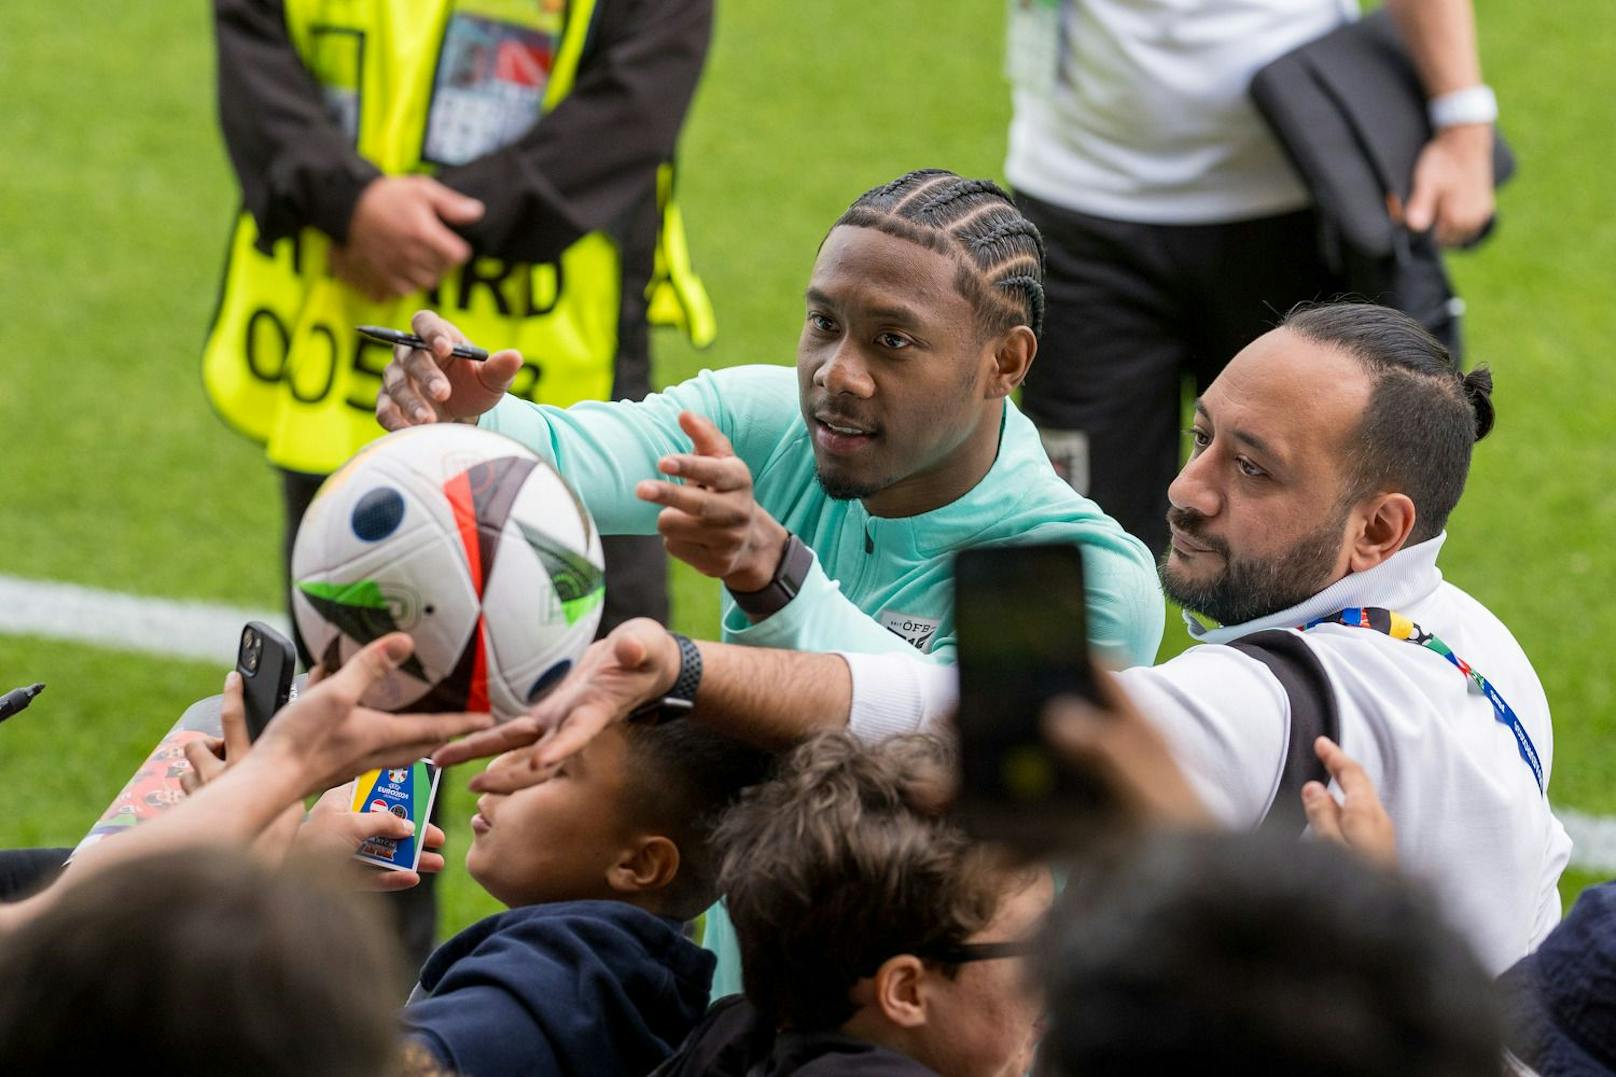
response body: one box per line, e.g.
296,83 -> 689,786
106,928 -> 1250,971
1428,84 -> 1498,129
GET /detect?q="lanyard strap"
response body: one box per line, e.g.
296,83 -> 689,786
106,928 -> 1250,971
1302,607 -> 1545,795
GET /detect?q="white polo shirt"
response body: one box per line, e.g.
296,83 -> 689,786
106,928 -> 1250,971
843,535 -> 1572,974
1005,0 -> 1356,224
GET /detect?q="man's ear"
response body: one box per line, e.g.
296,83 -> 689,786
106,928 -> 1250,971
984,325 -> 1037,399
869,954 -> 928,1029
605,835 -> 680,895
1347,492 -> 1417,573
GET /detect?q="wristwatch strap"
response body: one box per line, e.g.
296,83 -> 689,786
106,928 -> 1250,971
632,632 -> 702,724
728,533 -> 815,617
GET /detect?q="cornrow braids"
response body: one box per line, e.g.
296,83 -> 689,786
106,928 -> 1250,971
832,169 -> 1047,339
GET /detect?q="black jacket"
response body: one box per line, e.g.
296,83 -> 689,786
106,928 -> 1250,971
401,900 -> 716,1077
653,996 -> 941,1077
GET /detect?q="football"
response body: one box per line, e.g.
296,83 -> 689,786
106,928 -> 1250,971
290,424 -> 605,720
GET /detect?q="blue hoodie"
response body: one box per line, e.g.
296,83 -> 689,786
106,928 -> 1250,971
401,900 -> 715,1077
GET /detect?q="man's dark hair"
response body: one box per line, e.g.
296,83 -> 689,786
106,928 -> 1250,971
0,850 -> 404,1076
1282,302 -> 1495,544
834,169 -> 1046,339
1040,833 -> 1502,1077
716,732 -> 1023,1032
620,716 -> 777,920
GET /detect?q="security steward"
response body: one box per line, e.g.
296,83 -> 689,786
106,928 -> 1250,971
205,0 -> 715,971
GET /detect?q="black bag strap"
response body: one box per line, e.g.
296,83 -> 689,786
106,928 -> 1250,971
1227,629 -> 1340,834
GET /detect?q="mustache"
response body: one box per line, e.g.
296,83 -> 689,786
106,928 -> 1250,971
1165,507 -> 1229,556
808,399 -> 878,432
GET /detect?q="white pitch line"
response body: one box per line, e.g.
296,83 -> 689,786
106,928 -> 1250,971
0,571 -> 1612,879
0,573 -> 287,667
1560,810 -> 1616,878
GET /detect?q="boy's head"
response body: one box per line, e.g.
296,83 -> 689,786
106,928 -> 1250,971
466,716 -> 774,920
719,732 -> 1051,1077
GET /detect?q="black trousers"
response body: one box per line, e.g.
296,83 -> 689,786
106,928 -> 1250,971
1016,194 -> 1461,557
278,465 -> 669,975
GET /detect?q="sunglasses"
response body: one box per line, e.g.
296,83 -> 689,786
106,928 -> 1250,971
914,940 -> 1038,965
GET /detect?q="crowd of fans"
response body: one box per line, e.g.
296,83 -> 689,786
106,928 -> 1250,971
5,0 -> 1612,1074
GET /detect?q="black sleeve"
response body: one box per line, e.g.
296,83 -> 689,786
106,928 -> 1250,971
214,0 -> 380,248
434,0 -> 713,264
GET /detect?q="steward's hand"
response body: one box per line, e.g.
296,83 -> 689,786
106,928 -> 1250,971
1301,737 -> 1398,868
1403,124 -> 1495,248
252,633 -> 494,799
375,310 -> 523,430
435,619 -> 680,793
635,412 -> 790,600
292,785 -> 447,892
333,176 -> 483,300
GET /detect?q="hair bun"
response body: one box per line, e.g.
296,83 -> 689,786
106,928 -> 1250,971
1462,366 -> 1495,441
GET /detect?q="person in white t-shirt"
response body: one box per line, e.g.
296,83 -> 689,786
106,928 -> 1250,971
443,301 -> 1568,976
1006,0 -> 1499,555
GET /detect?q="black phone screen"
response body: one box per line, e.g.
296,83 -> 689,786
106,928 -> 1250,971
953,543 -> 1105,840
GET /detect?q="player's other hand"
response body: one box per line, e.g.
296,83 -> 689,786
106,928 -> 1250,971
375,309 -> 523,430
438,618 -> 679,788
635,412 -> 790,602
332,176 -> 483,300
252,633 -> 494,799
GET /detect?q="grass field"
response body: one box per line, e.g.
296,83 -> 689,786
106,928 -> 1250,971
0,1 -> 1612,935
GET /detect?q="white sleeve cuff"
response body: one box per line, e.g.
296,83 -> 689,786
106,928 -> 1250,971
840,650 -> 960,743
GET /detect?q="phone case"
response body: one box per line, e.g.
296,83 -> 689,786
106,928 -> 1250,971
238,621 -> 297,741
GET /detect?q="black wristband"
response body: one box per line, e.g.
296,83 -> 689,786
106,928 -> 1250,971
632,633 -> 702,724
728,533 -> 814,617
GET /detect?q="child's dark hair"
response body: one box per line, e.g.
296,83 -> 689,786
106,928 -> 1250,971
620,716 -> 776,920
833,168 -> 1046,339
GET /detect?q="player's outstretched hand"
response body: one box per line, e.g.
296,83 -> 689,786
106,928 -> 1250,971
439,619 -> 678,794
375,310 -> 523,431
254,633 -> 495,799
1301,736 -> 1398,868
635,412 -> 790,601
1041,671 -> 1213,828
292,785 -> 447,893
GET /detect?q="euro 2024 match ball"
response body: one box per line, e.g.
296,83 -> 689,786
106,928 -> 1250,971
291,425 -> 606,720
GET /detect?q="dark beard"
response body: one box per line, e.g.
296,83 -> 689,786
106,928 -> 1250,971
814,465 -> 883,502
1160,506 -> 1346,627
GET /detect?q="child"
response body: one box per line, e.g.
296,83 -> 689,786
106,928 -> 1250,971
400,715 -> 773,1076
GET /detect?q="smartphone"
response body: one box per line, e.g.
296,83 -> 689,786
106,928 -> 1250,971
951,542 -> 1109,847
236,621 -> 297,741
350,761 -> 443,872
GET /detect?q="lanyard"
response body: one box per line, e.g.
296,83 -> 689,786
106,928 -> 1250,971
1302,607 -> 1545,795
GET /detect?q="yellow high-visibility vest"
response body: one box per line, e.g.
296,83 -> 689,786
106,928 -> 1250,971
203,0 -> 715,475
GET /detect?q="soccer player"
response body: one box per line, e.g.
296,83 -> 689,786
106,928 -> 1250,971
377,169 -> 1163,671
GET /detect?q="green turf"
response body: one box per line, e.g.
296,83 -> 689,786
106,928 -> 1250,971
0,0 -> 1611,947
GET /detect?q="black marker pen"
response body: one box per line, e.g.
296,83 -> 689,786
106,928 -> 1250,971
0,683 -> 44,724
357,325 -> 490,362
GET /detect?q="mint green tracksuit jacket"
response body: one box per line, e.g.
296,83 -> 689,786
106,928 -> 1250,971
481,363 -> 1163,667
481,363 -> 1163,998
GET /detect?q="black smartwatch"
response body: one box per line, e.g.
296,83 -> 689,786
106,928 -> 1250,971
728,533 -> 814,618
632,632 -> 702,724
